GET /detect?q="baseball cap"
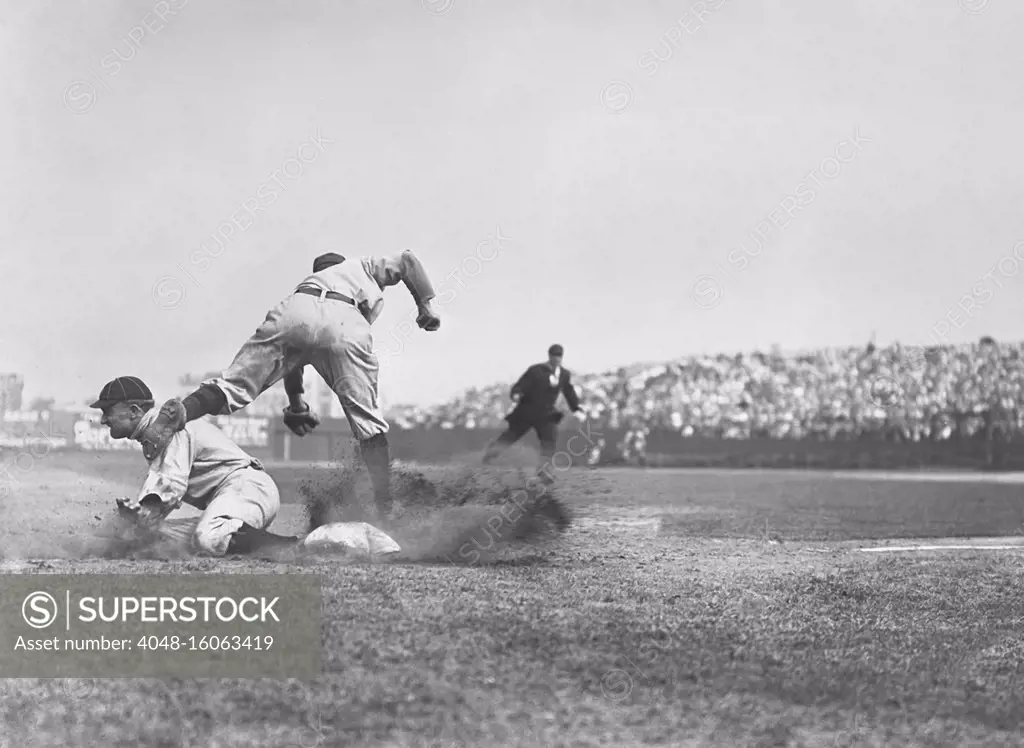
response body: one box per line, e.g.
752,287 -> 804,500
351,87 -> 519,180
90,376 -> 154,409
548,344 -> 564,357
312,252 -> 346,273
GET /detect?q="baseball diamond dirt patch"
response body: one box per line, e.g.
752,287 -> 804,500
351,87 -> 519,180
2,451 -> 1024,746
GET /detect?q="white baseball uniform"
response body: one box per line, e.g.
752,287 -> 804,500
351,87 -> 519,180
123,407 -> 280,556
201,251 -> 436,441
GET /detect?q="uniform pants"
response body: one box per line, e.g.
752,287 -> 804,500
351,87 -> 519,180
205,291 -> 389,441
157,467 -> 281,556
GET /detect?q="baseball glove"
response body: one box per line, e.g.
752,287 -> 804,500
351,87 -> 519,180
283,403 -> 320,436
416,300 -> 441,331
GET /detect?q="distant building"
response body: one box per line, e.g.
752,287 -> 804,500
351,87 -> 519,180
0,373 -> 24,415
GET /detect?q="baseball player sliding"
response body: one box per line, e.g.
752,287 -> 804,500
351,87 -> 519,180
140,250 -> 441,519
92,376 -> 300,555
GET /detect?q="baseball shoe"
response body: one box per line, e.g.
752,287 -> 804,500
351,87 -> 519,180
139,398 -> 187,460
226,524 -> 301,555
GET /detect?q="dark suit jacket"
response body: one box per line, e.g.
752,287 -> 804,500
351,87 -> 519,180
506,362 -> 581,427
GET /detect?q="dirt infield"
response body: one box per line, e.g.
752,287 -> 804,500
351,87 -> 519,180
6,450 -> 1024,561
0,450 -> 569,564
4,451 -> 1024,745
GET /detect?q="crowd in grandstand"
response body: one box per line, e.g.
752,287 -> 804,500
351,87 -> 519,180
386,339 -> 1023,450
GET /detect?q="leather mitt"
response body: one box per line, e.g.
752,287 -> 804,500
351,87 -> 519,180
283,403 -> 320,436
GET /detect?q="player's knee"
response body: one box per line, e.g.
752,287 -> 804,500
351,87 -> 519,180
192,516 -> 244,556
192,528 -> 230,556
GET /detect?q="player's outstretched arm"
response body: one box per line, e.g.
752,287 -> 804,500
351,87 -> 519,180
363,250 -> 441,331
398,249 -> 437,306
363,250 -> 437,302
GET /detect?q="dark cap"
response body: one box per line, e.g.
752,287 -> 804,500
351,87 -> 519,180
90,376 -> 153,409
548,344 -> 564,357
313,252 -> 346,273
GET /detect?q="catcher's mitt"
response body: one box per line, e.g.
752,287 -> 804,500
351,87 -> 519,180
283,403 -> 320,436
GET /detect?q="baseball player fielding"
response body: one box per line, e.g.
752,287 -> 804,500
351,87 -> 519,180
138,250 -> 441,521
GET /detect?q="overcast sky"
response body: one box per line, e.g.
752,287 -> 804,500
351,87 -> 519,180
2,0 -> 1022,407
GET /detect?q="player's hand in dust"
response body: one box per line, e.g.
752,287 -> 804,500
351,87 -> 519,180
115,496 -> 136,522
114,495 -> 165,535
135,495 -> 167,530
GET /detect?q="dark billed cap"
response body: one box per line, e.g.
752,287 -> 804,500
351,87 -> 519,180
312,252 -> 346,273
90,376 -> 153,409
548,344 -> 564,357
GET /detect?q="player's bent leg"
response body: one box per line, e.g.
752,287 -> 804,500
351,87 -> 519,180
358,432 -> 393,519
319,393 -> 393,520
206,314 -> 310,416
192,515 -> 246,556
192,517 -> 299,556
181,383 -> 228,421
142,304 -> 306,456
192,468 -> 291,556
310,314 -> 393,518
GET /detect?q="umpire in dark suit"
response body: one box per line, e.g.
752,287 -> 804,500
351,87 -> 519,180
482,344 -> 585,473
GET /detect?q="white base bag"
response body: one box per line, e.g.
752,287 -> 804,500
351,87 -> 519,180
302,522 -> 402,560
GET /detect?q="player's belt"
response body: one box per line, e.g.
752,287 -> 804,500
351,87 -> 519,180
295,285 -> 356,306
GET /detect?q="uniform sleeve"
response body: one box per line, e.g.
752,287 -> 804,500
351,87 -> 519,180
133,430 -> 194,512
283,366 -> 305,397
361,250 -> 437,305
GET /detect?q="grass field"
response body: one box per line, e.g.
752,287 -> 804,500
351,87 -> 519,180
2,450 -> 1024,746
